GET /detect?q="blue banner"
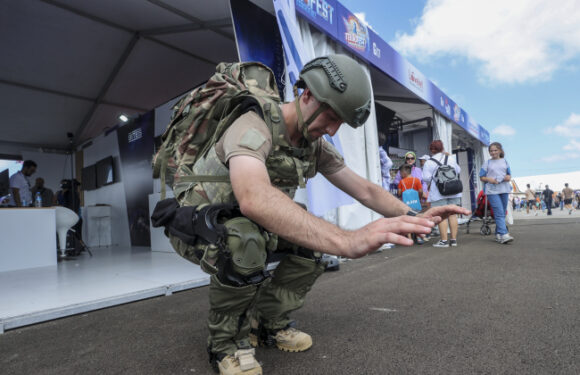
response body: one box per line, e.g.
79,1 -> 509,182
295,0 -> 490,145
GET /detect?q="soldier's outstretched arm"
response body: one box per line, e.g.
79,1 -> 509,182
229,155 -> 436,258
325,166 -> 411,217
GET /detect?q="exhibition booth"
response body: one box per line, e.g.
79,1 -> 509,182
0,0 -> 490,333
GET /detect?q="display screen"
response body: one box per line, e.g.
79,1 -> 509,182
81,164 -> 97,191
96,156 -> 115,187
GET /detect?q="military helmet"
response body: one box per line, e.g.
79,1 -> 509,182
299,54 -> 372,128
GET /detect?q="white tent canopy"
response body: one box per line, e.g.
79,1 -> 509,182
513,171 -> 580,192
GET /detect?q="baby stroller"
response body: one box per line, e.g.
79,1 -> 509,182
466,190 -> 495,235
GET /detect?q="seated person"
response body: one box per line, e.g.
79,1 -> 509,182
31,177 -> 54,207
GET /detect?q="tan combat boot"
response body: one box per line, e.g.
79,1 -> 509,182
217,349 -> 262,375
273,327 -> 312,352
250,319 -> 313,352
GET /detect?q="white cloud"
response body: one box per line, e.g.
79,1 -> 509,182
541,152 -> 580,162
391,0 -> 580,84
563,139 -> 580,151
548,113 -> 580,137
492,125 -> 516,136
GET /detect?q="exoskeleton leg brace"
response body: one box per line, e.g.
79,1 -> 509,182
207,275 -> 259,355
207,217 -> 271,356
252,251 -> 326,331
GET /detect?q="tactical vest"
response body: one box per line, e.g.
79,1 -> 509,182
173,102 -> 320,208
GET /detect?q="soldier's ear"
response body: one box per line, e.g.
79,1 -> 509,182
301,88 -> 315,104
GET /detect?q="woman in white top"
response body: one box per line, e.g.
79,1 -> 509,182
479,142 -> 513,244
422,140 -> 462,247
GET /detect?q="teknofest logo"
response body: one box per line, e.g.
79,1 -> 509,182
297,0 -> 334,24
342,15 -> 368,52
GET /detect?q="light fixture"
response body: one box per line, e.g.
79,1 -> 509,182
119,114 -> 129,123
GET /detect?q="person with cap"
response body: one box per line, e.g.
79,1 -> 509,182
393,151 -> 428,200
162,54 -> 470,375
419,154 -> 430,168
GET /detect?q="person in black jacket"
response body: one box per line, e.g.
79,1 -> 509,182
542,185 -> 553,216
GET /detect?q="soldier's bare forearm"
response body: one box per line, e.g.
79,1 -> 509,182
237,182 -> 351,257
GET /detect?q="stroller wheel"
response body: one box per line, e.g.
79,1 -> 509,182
481,225 -> 491,236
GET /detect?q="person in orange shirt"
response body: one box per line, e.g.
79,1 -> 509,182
398,164 -> 424,244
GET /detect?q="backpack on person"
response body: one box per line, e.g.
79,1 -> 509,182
430,155 -> 463,196
152,62 -> 281,199
401,178 -> 422,211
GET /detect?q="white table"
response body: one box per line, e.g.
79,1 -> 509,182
86,205 -> 112,247
0,208 -> 57,272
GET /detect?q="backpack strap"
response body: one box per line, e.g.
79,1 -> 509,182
265,99 -> 315,188
412,177 -> 420,189
429,157 -> 442,166
428,155 -> 443,184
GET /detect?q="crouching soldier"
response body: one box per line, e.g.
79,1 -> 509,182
152,54 -> 469,374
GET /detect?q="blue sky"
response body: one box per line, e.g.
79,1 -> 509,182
339,0 -> 580,177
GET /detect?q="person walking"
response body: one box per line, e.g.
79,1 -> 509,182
524,184 -> 537,215
562,183 -> 574,214
422,140 -> 462,247
479,142 -> 514,243
542,185 -> 554,216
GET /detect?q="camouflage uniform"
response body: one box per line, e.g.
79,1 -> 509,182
170,104 -> 341,356
154,56 -> 372,372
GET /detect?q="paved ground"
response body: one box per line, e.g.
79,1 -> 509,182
2,215 -> 580,375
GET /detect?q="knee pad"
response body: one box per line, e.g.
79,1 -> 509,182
217,217 -> 271,287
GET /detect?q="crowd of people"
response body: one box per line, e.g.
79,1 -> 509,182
380,136 -> 580,249
379,140 -> 530,246
518,182 -> 579,215
379,139 -> 466,247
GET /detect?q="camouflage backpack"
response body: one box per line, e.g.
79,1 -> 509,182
152,62 -> 281,199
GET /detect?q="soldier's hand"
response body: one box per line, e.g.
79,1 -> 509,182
344,215 -> 436,258
421,204 -> 471,222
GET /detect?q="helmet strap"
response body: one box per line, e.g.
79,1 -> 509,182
293,90 -> 328,143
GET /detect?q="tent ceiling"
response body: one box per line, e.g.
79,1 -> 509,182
0,0 -> 241,151
370,65 -> 433,130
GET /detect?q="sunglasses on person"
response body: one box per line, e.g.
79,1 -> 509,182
406,157 -> 415,160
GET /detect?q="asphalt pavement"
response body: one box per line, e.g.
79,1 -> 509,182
1,215 -> 580,375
